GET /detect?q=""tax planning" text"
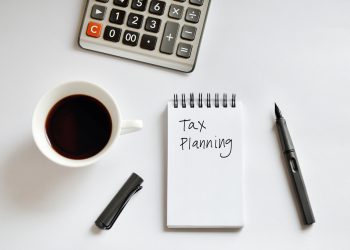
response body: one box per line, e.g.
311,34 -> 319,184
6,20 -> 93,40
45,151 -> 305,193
178,119 -> 233,159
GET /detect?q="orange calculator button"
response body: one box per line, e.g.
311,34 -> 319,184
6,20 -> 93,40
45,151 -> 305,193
86,22 -> 102,38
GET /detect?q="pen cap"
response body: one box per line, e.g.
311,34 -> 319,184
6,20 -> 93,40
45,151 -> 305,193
95,173 -> 143,230
276,118 -> 295,152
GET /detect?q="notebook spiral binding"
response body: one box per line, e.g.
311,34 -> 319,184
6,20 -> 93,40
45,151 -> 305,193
174,93 -> 236,108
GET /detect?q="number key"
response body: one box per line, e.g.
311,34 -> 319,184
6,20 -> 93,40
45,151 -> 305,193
123,30 -> 140,46
131,0 -> 148,11
145,17 -> 161,33
127,13 -> 144,29
109,9 -> 126,24
149,0 -> 166,15
114,0 -> 129,7
103,26 -> 121,42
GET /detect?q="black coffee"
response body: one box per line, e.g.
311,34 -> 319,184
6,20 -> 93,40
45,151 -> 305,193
45,95 -> 112,160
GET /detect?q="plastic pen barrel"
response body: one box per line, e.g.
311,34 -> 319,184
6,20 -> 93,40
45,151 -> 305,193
95,173 -> 143,230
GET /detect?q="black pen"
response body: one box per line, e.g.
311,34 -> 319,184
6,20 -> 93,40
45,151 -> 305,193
275,104 -> 315,225
95,173 -> 143,230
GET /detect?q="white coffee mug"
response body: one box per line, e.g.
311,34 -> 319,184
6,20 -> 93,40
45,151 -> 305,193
32,81 -> 143,167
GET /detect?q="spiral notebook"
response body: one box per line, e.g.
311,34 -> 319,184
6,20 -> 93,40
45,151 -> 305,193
167,93 -> 244,228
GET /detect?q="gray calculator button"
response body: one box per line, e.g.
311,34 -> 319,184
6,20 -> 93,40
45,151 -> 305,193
160,22 -> 179,54
189,0 -> 204,6
91,5 -> 107,20
181,25 -> 196,41
177,43 -> 192,58
96,0 -> 109,3
168,4 -> 184,20
185,8 -> 201,23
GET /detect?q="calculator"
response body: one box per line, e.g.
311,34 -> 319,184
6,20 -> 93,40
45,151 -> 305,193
79,0 -> 211,72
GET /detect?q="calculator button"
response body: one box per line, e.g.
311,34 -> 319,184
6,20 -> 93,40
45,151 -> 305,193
97,0 -> 109,3
174,0 -> 186,2
103,26 -> 122,42
185,8 -> 201,23
114,0 -> 129,7
131,0 -> 148,11
140,34 -> 157,50
91,5 -> 106,20
86,22 -> 102,38
168,4 -> 184,20
109,9 -> 126,24
127,13 -> 144,29
149,0 -> 166,15
177,43 -> 192,58
160,22 -> 179,54
189,0 -> 204,6
181,25 -> 196,41
123,30 -> 140,46
145,17 -> 161,33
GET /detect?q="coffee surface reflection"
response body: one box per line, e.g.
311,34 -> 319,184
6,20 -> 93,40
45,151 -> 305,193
45,95 -> 112,159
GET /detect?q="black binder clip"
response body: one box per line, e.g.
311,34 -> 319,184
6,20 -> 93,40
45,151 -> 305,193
95,173 -> 143,230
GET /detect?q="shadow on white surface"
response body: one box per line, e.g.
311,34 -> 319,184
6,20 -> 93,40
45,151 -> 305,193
1,139 -> 91,212
73,0 -> 88,51
90,224 -> 103,235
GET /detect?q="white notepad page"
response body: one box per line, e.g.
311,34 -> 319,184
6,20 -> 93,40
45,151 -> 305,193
167,99 -> 244,228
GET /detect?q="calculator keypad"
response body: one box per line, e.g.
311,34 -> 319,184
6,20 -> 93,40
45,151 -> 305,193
80,0 -> 211,72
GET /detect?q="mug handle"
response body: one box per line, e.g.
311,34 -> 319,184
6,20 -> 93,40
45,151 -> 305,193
120,120 -> 143,135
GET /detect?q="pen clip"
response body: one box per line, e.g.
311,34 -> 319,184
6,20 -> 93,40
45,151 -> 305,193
289,157 -> 299,173
104,185 -> 143,230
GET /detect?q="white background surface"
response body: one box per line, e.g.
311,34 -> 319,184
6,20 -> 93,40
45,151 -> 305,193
0,0 -> 349,249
